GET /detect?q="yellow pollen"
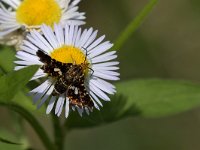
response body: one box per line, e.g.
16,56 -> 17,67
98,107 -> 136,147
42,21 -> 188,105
16,0 -> 62,27
51,46 -> 88,65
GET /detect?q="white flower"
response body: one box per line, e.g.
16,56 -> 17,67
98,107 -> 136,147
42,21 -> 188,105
0,0 -> 85,47
15,24 -> 120,118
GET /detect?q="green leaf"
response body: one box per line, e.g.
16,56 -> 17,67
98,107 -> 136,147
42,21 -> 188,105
66,95 -> 139,129
66,79 -> 200,129
11,91 -> 37,112
113,0 -> 159,50
0,129 -> 26,150
116,79 -> 200,117
0,66 -> 38,102
0,48 -> 44,112
0,103 -> 56,150
0,68 -> 4,77
0,137 -> 22,145
0,46 -> 15,73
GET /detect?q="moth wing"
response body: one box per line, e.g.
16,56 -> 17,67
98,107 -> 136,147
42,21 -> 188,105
67,75 -> 94,109
36,50 -> 51,64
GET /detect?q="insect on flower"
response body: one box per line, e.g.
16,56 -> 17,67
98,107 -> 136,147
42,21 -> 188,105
15,24 -> 119,117
36,49 -> 94,111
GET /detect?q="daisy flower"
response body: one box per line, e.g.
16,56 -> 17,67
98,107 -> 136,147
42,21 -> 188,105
15,24 -> 119,118
15,24 -> 120,118
0,0 -> 85,48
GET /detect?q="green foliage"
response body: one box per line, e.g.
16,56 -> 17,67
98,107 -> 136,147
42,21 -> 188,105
117,79 -> 200,117
66,93 -> 139,129
0,46 -> 42,111
113,0 -> 158,50
0,129 -> 26,150
1,0 -> 200,150
0,46 -> 15,73
1,103 -> 56,150
0,137 -> 22,145
66,79 -> 200,129
0,68 -> 4,77
0,66 -> 38,102
12,91 -> 37,111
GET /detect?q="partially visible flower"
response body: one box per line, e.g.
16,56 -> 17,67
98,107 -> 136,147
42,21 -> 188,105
15,24 -> 120,117
0,0 -> 85,49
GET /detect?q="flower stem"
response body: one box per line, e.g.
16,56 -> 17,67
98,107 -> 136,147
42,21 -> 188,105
113,0 -> 159,50
1,102 -> 56,150
51,114 -> 64,150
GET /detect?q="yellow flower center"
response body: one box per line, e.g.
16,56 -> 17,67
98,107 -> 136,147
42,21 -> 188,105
16,0 -> 62,27
51,46 -> 88,64
51,46 -> 89,75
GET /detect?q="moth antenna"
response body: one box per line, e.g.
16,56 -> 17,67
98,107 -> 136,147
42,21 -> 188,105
88,68 -> 94,76
82,47 -> 88,64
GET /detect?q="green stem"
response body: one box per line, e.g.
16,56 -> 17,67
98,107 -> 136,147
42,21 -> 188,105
51,114 -> 64,150
1,102 -> 56,150
0,66 -> 6,75
113,0 -> 159,50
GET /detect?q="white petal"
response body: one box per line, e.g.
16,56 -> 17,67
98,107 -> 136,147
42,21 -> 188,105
1,0 -> 20,9
14,66 -> 26,70
74,28 -> 82,46
57,97 -> 65,116
31,69 -> 46,80
94,70 -> 120,76
20,46 -> 36,55
85,107 -> 90,115
76,107 -> 83,117
0,25 -> 20,36
68,24 -> 75,45
92,66 -> 119,71
46,96 -> 57,114
27,34 -> 50,53
55,95 -> 65,116
92,55 -> 117,64
83,30 -> 98,48
79,28 -> 93,48
30,74 -> 46,81
14,60 -> 42,66
31,30 -> 53,51
37,85 -> 54,109
76,29 -> 87,47
65,98 -> 70,118
64,25 -> 70,44
41,25 -> 59,49
89,42 -> 113,58
96,78 -> 116,90
32,81 -> 52,104
91,98 -> 100,110
89,91 -> 103,107
92,61 -> 119,67
23,40 -> 39,51
30,80 -> 50,93
54,24 -> 64,46
89,83 -> 110,101
87,35 -> 105,51
71,25 -> 78,45
90,79 -> 115,95
17,51 -> 37,61
93,71 -> 120,81
71,106 -> 76,111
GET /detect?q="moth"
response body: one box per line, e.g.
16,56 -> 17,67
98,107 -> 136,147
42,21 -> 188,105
36,50 -> 94,110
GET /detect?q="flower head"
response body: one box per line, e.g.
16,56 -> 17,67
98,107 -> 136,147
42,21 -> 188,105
15,24 -> 119,117
0,0 -> 85,48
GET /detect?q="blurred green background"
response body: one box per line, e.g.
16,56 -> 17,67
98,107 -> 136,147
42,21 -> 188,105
1,0 -> 200,149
